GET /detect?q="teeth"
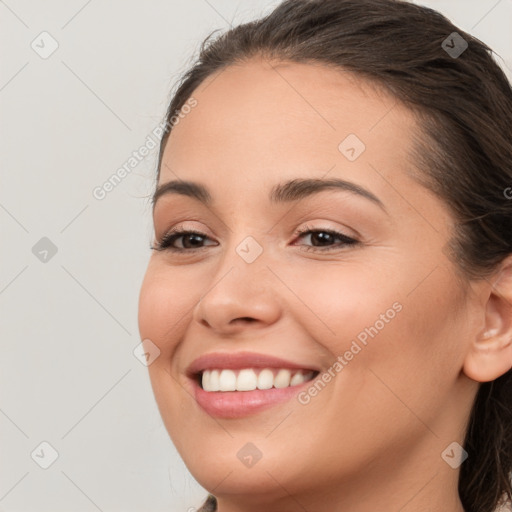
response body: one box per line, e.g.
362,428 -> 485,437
290,372 -> 307,386
274,369 -> 291,388
218,369 -> 236,391
236,369 -> 258,391
209,369 -> 220,391
257,368 -> 274,390
201,368 -> 315,392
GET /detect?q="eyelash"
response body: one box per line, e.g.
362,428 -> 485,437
150,223 -> 359,253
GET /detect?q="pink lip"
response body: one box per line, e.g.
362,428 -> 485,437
185,351 -> 321,419
186,350 -> 321,376
189,377 -> 317,418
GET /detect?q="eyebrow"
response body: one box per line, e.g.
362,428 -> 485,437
152,177 -> 387,213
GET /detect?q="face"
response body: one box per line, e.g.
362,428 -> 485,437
138,58 -> 479,508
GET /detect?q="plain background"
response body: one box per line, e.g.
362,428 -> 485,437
1,1 -> 511,510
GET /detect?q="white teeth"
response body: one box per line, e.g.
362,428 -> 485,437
274,369 -> 291,388
290,372 -> 306,386
218,369 -> 237,391
209,369 -> 220,391
257,368 -> 274,390
200,368 -> 315,392
236,369 -> 258,391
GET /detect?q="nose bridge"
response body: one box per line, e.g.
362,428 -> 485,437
192,228 -> 281,331
210,231 -> 273,298
217,209 -> 275,275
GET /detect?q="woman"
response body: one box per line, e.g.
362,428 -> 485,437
137,0 -> 512,510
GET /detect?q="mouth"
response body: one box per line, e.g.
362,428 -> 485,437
185,351 -> 322,418
188,370 -> 320,419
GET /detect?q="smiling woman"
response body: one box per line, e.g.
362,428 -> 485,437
137,1 -> 512,511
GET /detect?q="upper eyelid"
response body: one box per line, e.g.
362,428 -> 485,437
155,216 -> 359,235
158,222 -> 356,238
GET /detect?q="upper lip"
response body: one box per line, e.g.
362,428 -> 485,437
186,351 -> 321,376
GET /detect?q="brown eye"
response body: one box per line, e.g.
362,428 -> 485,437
293,226 -> 359,252
151,229 -> 217,252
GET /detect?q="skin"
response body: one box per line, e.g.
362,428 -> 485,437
138,58 -> 512,512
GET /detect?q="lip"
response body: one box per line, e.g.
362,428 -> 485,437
186,350 -> 321,376
185,351 -> 321,419
189,376 -> 318,418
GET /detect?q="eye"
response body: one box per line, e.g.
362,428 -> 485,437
150,224 -> 360,253
292,224 -> 359,252
150,226 -> 217,252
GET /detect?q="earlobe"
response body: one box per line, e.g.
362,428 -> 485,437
463,256 -> 512,383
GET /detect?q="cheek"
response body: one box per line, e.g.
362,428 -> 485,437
138,268 -> 195,433
292,260 -> 463,403
344,265 -> 467,418
138,275 -> 170,346
137,264 -> 199,354
294,272 -> 462,463
284,261 -> 401,348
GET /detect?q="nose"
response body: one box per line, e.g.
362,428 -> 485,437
192,247 -> 282,335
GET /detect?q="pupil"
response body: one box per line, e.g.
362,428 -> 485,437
184,234 -> 203,248
313,232 -> 332,246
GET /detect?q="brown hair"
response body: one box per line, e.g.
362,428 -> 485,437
155,1 -> 512,511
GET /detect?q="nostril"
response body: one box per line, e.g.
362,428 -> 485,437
233,317 -> 256,324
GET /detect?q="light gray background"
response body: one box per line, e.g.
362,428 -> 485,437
1,1 -> 511,511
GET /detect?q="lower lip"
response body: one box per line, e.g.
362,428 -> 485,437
190,374 -> 316,418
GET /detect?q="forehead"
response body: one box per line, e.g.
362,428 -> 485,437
163,57 -> 417,173
160,58 -> 423,211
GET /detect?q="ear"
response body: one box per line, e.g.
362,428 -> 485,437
463,255 -> 512,383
